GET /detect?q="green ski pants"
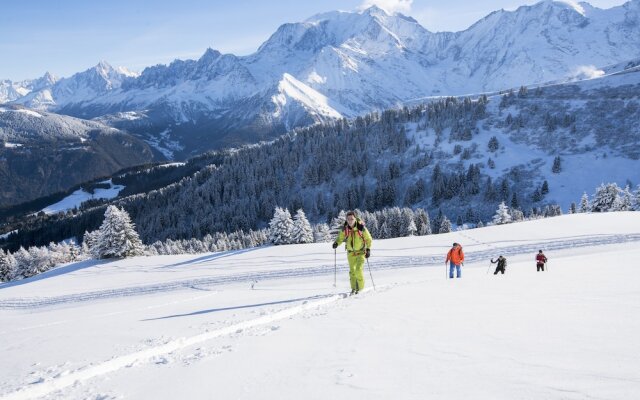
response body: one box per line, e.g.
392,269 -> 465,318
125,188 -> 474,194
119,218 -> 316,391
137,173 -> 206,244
348,252 -> 365,291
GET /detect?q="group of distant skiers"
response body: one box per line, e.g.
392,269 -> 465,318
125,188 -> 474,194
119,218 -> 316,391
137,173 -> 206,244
332,211 -> 549,292
486,249 -> 548,275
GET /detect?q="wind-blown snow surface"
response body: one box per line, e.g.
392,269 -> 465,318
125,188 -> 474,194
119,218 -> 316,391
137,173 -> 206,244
1,212 -> 639,399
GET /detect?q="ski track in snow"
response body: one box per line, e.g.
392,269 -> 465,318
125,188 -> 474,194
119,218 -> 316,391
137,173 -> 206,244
0,289 -> 373,400
1,233 -> 638,310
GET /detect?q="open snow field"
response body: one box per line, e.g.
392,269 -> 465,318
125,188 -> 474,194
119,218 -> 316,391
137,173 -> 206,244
1,212 -> 639,399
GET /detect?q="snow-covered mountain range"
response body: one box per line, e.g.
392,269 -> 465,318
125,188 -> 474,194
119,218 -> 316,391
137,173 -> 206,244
2,0 -> 640,157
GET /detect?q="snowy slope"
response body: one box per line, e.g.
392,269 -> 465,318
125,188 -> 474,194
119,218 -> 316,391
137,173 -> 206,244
1,212 -> 639,399
40,180 -> 125,215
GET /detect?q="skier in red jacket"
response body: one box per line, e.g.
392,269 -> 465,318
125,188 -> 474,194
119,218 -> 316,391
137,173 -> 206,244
446,242 -> 464,278
536,250 -> 548,272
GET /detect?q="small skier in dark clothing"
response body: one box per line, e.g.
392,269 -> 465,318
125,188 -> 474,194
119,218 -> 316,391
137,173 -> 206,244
536,250 -> 548,271
490,255 -> 507,274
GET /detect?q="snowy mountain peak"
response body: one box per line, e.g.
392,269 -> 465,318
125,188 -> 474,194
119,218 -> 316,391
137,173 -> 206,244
199,47 -> 222,63
93,61 -> 125,80
536,0 -> 587,15
41,71 -> 57,84
361,5 -> 390,18
30,72 -> 58,90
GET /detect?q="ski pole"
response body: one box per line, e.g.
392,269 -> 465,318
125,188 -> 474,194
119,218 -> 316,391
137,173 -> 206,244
486,261 -> 493,274
334,249 -> 337,287
366,258 -> 376,291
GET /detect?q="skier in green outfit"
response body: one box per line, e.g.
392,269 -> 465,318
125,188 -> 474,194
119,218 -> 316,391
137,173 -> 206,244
332,211 -> 373,295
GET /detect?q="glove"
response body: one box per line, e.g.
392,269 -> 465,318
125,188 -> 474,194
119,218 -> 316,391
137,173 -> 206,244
365,248 -> 370,258
332,242 -> 338,249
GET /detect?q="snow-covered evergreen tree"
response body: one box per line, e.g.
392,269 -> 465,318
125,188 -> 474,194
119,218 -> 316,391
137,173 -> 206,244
329,210 -> 347,237
569,202 -> 577,214
510,208 -> 525,222
313,223 -> 332,243
400,208 -> 416,236
268,207 -> 295,245
95,206 -> 144,259
591,183 -> 620,212
292,209 -> 314,244
407,219 -> 417,236
379,221 -> 391,239
68,241 -> 81,261
414,208 -> 431,236
615,185 -> 633,211
0,250 -> 18,282
439,217 -> 452,233
82,230 -> 101,258
551,156 -> 562,173
492,201 -> 512,225
579,192 -> 590,213
13,247 -> 32,279
633,185 -> 640,211
24,246 -> 52,278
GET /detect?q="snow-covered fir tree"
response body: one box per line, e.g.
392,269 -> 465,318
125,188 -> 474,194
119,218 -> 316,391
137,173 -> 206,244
439,217 -> 452,233
12,247 -> 31,279
615,185 -> 633,211
329,210 -> 347,237
492,201 -> 512,225
82,230 -> 101,258
569,202 -> 577,214
95,206 -> 145,259
268,207 -> 295,245
633,186 -> 640,211
510,208 -> 525,222
292,209 -> 314,244
591,183 -> 620,212
400,208 -> 416,236
407,219 -> 417,236
379,221 -> 391,239
0,250 -> 18,282
25,246 -> 52,278
414,208 -> 431,236
552,156 -> 562,173
313,223 -> 332,243
580,192 -> 590,213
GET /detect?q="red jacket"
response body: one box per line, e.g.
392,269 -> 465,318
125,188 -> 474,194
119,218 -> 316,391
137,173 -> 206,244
446,246 -> 464,265
536,254 -> 547,264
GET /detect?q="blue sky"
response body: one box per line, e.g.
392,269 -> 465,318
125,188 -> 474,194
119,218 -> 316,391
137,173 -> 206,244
0,0 -> 628,81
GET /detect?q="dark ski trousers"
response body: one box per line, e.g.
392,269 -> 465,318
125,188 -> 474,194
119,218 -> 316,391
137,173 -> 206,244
494,266 -> 505,274
537,263 -> 545,271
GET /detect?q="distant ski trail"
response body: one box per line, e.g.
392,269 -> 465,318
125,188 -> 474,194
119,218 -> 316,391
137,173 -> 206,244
1,233 -> 638,310
0,292 -> 347,400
